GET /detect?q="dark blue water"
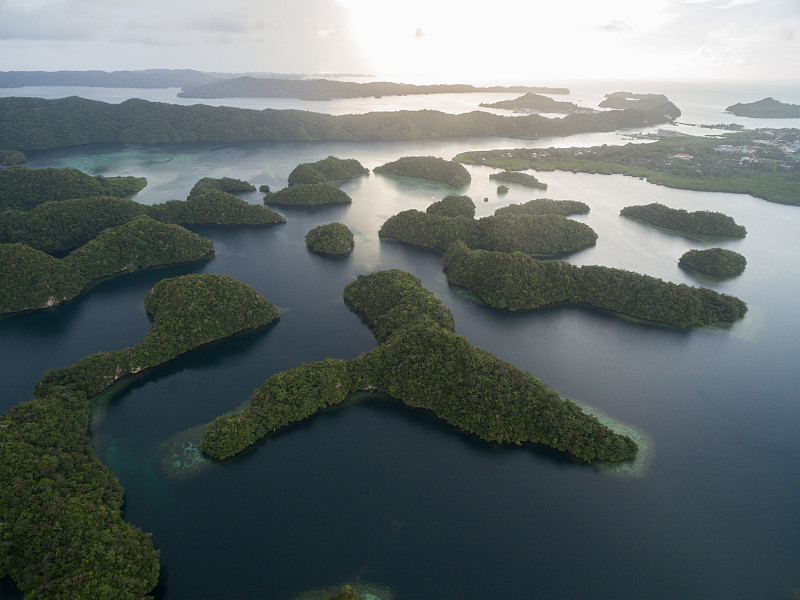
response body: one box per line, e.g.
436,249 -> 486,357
1,130 -> 799,599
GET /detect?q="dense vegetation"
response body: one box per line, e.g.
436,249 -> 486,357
494,198 -> 590,217
679,248 -> 747,277
497,184 -> 509,194
0,148 -> 26,164
287,156 -> 368,186
454,130 -> 800,205
599,92 -> 681,118
443,241 -> 747,327
479,93 -> 586,113
263,182 -> 352,206
0,166 -> 146,211
374,156 -> 471,188
0,97 -> 674,150
489,170 -> 547,189
177,77 -> 569,100
425,194 -> 476,218
0,274 -> 278,600
620,203 -> 747,238
0,216 -> 213,314
379,209 -> 597,256
201,270 -> 638,464
305,222 -> 355,255
725,97 -> 800,118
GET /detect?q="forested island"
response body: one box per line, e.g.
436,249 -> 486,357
0,149 -> 26,165
489,170 -> 548,189
479,93 -> 587,114
443,241 -> 747,327
287,156 -> 369,185
305,222 -> 355,255
0,216 -> 214,314
725,97 -> 800,118
201,269 -> 638,464
599,92 -> 682,119
263,182 -> 352,206
494,198 -> 590,217
454,129 -> 800,205
177,76 -> 570,100
679,248 -> 747,277
0,174 -> 284,254
0,96 -> 675,150
426,194 -> 476,218
0,274 -> 279,600
620,203 -> 747,238
379,198 -> 597,256
374,156 -> 471,187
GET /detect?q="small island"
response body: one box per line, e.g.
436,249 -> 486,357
0,216 -> 214,314
480,92 -> 587,114
443,241 -> 747,327
0,148 -> 26,165
263,182 -> 353,206
620,203 -> 747,238
725,97 -> 800,118
373,156 -> 471,188
379,200 -> 597,257
489,170 -> 547,189
0,274 -> 278,600
425,194 -> 476,218
679,248 -> 747,277
494,198 -> 590,217
287,156 -> 369,185
599,91 -> 681,119
305,222 -> 355,255
497,184 -> 509,194
201,269 -> 638,464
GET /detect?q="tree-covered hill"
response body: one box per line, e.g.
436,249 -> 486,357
263,182 -> 353,206
620,203 -> 747,238
287,156 -> 368,186
679,248 -> 747,277
374,156 -> 471,188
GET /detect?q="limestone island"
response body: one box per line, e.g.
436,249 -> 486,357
494,198 -> 590,217
287,156 -> 369,185
374,156 -> 471,188
379,196 -> 597,256
725,97 -> 800,118
620,203 -> 747,238
263,182 -> 352,206
489,170 -> 547,189
679,248 -> 747,277
443,241 -> 747,327
426,194 -> 476,218
201,269 -> 639,464
305,222 -> 355,255
599,91 -> 681,119
454,128 -> 800,205
0,273 -> 279,600
480,92 -> 588,114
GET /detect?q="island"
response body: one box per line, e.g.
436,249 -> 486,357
0,96 -> 676,151
454,129 -> 800,205
263,182 -> 353,206
0,273 -> 279,600
620,203 -> 747,238
599,91 -> 681,119
379,202 -> 597,256
201,270 -> 638,464
494,198 -> 590,217
489,170 -> 548,189
442,241 -> 747,327
679,248 -> 747,277
374,156 -> 471,188
479,92 -> 587,114
177,76 -> 570,100
287,156 -> 369,186
497,184 -> 509,194
0,148 -> 26,165
0,174 -> 284,254
425,194 -> 476,218
0,165 -> 146,211
305,222 -> 355,255
725,97 -> 800,118
0,216 -> 214,314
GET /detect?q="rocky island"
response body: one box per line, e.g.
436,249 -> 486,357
725,97 -> 800,118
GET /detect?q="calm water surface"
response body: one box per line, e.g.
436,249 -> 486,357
1,92 -> 799,599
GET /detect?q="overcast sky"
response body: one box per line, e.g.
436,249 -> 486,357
0,0 -> 798,82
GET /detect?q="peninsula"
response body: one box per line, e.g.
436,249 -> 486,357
0,274 -> 279,600
201,270 -> 638,463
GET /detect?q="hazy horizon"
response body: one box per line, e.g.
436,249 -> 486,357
1,0 -> 798,84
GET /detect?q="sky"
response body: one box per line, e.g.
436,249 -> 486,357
0,0 -> 798,83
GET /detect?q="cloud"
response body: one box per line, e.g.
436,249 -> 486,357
414,27 -> 425,39
597,19 -> 633,33
719,0 -> 764,7
693,44 -> 751,66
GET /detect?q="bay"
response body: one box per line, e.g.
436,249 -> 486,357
1,86 -> 799,599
